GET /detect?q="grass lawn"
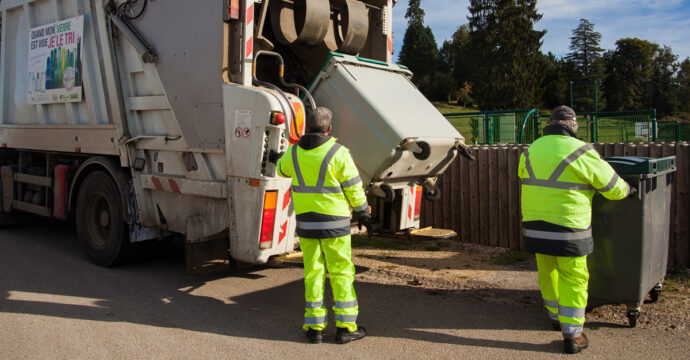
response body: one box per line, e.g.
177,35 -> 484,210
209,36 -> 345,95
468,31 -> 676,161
431,102 -> 480,140
432,102 -> 479,115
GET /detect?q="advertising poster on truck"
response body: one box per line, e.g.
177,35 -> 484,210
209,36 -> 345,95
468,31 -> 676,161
27,15 -> 84,104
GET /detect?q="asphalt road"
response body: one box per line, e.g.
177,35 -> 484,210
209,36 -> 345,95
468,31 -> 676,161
1,222 -> 688,359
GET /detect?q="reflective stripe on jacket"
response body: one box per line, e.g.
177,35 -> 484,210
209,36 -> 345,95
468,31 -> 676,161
518,134 -> 628,256
277,137 -> 369,238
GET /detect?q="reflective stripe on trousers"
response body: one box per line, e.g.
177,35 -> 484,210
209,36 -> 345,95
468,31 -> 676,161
536,254 -> 589,339
543,299 -> 559,321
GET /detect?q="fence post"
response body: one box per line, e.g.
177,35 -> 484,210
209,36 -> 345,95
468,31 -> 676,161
652,109 -> 657,142
484,115 -> 490,144
676,121 -> 680,142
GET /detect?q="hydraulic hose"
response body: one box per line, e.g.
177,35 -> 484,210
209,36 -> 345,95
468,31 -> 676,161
252,50 -> 319,139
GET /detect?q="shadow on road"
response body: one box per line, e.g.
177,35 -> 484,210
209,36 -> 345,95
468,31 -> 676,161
0,222 -> 562,354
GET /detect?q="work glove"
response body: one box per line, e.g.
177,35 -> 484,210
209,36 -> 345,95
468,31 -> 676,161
627,184 -> 638,198
357,215 -> 373,237
267,150 -> 283,164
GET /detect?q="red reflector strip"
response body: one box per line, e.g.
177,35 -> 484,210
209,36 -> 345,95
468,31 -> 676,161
279,221 -> 288,244
282,190 -> 291,211
151,176 -> 164,191
53,165 -> 69,220
246,37 -> 253,59
414,186 -> 422,217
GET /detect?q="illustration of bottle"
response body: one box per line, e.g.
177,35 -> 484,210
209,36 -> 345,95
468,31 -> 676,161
61,47 -> 67,87
45,57 -> 53,90
54,48 -> 61,89
28,72 -> 34,95
75,38 -> 82,87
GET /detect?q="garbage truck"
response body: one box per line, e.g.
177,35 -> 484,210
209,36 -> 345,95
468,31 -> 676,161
0,0 -> 465,271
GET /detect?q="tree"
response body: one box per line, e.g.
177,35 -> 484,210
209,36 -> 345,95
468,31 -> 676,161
567,19 -> 604,78
398,22 -> 442,80
539,52 -> 569,109
456,81 -> 474,108
566,19 -> 605,112
404,0 -> 424,25
646,46 -> 679,117
440,24 -> 472,89
398,0 -> 447,99
677,58 -> 690,113
466,0 -> 546,110
603,38 -> 678,116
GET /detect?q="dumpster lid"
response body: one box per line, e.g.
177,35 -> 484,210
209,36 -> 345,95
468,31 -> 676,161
605,156 -> 676,175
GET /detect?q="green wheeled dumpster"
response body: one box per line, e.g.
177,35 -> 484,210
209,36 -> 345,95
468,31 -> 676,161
589,156 -> 676,327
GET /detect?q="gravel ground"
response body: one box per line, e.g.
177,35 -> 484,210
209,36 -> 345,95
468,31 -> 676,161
275,233 -> 690,335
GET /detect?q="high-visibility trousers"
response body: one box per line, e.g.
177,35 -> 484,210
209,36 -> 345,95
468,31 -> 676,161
536,254 -> 589,339
300,235 -> 359,332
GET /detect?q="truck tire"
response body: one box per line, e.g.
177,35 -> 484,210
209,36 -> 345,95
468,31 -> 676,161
76,171 -> 130,266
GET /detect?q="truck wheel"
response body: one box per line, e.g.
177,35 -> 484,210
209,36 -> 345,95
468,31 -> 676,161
76,171 -> 130,266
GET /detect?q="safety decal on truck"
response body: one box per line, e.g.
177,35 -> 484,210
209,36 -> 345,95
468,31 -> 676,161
234,110 -> 252,139
27,15 -> 84,104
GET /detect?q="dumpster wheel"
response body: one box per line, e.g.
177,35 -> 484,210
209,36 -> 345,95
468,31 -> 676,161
626,309 -> 640,328
648,285 -> 662,304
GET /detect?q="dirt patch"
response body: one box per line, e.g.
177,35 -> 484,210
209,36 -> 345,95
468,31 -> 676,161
350,235 -> 533,290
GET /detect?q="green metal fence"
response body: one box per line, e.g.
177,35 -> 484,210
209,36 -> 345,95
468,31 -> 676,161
680,123 -> 690,141
445,109 -> 690,144
593,111 -> 656,143
444,109 -> 537,144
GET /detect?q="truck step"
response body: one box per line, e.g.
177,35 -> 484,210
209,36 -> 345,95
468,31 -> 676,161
12,201 -> 52,217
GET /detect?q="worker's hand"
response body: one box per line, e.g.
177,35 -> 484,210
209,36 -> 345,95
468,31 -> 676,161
268,150 -> 283,164
357,215 -> 373,237
627,184 -> 638,198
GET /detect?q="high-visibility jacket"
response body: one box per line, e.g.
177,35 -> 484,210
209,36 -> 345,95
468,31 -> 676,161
518,132 -> 629,256
277,136 -> 369,238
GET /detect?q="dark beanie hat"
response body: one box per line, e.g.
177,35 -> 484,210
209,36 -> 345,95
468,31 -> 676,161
549,105 -> 578,132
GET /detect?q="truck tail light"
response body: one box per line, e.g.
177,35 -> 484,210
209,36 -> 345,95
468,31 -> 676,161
414,185 -> 422,219
260,190 -> 278,249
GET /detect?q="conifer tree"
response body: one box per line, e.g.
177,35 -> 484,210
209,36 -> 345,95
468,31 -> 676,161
466,0 -> 545,109
567,19 -> 605,112
398,0 -> 450,100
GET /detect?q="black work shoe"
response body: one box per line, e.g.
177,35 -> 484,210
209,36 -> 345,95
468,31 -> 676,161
335,326 -> 366,344
305,329 -> 323,344
551,321 -> 561,331
564,333 -> 589,354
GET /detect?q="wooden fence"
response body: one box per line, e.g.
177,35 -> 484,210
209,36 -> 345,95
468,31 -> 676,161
421,142 -> 690,269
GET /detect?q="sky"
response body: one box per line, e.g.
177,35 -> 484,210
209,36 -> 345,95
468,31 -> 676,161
391,0 -> 690,63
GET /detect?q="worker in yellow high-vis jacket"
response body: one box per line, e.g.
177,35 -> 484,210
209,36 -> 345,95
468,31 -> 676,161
518,105 -> 633,354
275,107 -> 372,344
